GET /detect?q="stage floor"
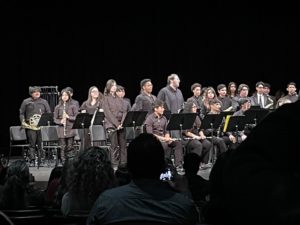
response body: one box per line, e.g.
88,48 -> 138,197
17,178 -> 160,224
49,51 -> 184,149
6,157 -> 211,191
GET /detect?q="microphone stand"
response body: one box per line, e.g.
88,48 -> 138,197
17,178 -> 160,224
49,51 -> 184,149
90,107 -> 99,147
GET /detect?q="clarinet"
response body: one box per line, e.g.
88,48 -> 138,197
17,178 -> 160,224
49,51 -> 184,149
63,102 -> 67,136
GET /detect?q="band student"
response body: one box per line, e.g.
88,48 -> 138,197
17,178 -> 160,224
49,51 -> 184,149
157,73 -> 184,114
19,86 -> 51,166
79,86 -> 104,150
54,89 -> 79,163
131,78 -> 157,116
144,99 -> 184,172
103,79 -> 128,171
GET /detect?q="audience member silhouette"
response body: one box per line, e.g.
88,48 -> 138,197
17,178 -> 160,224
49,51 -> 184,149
61,147 -> 116,216
0,160 -> 42,209
44,166 -> 63,206
114,163 -> 131,186
183,153 -> 210,205
0,157 -> 7,185
204,100 -> 300,225
87,133 -> 199,225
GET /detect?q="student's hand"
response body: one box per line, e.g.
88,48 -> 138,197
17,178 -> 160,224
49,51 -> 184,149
229,135 -> 237,143
241,134 -> 247,141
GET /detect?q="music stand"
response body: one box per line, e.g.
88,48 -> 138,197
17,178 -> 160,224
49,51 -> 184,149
72,113 -> 92,151
200,114 -> 227,164
220,111 -> 234,119
250,105 -> 261,110
163,110 -> 172,121
244,108 -> 270,125
200,114 -> 222,130
223,116 -> 247,134
122,111 -> 148,139
92,111 -> 105,126
37,113 -> 56,168
38,113 -> 55,126
166,113 -> 197,140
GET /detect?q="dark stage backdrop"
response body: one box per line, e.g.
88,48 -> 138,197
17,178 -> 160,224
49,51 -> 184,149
1,4 -> 299,154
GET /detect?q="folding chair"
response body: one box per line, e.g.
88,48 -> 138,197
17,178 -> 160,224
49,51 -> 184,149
73,129 -> 81,153
8,126 -> 30,164
40,126 -> 61,167
90,125 -> 109,149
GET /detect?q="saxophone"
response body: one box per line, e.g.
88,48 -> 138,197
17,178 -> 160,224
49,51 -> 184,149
264,96 -> 274,109
22,114 -> 41,130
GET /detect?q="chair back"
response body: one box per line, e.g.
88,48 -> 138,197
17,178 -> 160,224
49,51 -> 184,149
41,126 -> 59,142
10,126 -> 27,142
0,211 -> 14,225
9,126 -> 29,163
40,126 -> 60,166
89,125 -> 107,142
2,208 -> 45,225
45,208 -> 88,225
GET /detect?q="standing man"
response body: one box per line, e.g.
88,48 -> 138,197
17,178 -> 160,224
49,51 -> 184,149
217,84 -> 233,111
284,82 -> 298,103
131,78 -> 157,116
263,83 -> 276,109
19,86 -> 51,166
186,83 -> 203,111
157,74 -> 184,114
250,81 -> 273,109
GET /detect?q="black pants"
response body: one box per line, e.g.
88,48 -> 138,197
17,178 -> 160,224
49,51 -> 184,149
161,140 -> 183,167
108,128 -> 127,168
185,139 -> 212,164
59,137 -> 74,161
26,129 -> 43,161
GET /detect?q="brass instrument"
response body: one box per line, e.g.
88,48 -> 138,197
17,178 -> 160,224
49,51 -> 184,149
224,106 -> 233,112
264,96 -> 274,109
21,114 -> 41,130
63,102 -> 67,136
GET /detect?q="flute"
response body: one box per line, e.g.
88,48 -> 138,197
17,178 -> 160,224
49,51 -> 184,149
63,102 -> 66,136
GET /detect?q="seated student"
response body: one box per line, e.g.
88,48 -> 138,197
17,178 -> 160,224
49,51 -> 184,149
87,133 -> 199,225
202,99 -> 228,158
205,100 -> 300,225
223,98 -> 251,150
144,100 -> 184,171
182,102 -> 212,168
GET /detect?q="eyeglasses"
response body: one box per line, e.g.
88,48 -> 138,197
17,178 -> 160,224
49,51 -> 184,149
192,106 -> 197,108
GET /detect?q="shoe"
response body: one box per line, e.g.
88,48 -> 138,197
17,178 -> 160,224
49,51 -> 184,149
29,160 -> 35,167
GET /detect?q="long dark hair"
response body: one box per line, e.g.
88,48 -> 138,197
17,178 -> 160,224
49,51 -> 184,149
0,160 -> 30,209
67,147 -> 116,201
